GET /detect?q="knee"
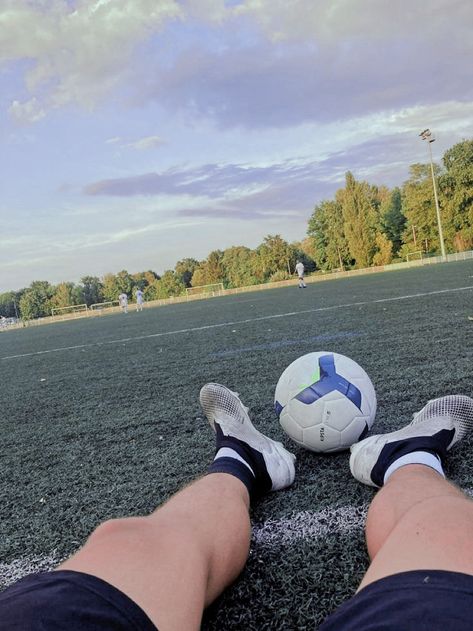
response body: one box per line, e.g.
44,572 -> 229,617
88,514 -> 188,552
87,516 -> 152,551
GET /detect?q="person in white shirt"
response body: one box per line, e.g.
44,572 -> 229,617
118,293 -> 128,314
136,289 -> 144,312
295,261 -> 306,288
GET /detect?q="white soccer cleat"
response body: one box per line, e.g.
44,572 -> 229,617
350,395 -> 473,487
200,383 -> 296,492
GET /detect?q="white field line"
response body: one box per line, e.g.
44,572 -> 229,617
251,504 -> 368,548
2,488 -> 473,589
1,285 -> 472,361
0,553 -> 62,589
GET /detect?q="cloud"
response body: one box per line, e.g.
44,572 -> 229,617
8,97 -> 46,123
231,0 -> 473,46
3,0 -> 471,128
104,135 -> 165,150
84,160 -> 316,198
82,104 -> 473,223
129,135 -> 165,150
83,132 -> 419,222
177,206 -> 297,220
149,29 -> 472,129
2,0 -> 182,117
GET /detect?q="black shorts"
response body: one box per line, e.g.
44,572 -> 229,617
319,570 -> 473,630
0,570 -> 157,630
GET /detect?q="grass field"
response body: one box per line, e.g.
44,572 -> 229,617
1,260 -> 473,629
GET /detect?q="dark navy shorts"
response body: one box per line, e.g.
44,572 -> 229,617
319,569 -> 473,630
0,570 -> 157,630
1,568 -> 473,629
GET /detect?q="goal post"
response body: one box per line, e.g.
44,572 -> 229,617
89,300 -> 120,313
406,250 -> 424,262
186,283 -> 224,298
51,304 -> 88,318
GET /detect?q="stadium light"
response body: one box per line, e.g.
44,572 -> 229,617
419,129 -> 446,259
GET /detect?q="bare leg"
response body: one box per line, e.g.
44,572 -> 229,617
59,474 -> 250,631
359,464 -> 473,590
58,383 -> 295,630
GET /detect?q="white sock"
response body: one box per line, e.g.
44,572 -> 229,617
214,447 -> 255,476
383,451 -> 445,484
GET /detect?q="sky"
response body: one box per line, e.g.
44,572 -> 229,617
1,0 -> 472,292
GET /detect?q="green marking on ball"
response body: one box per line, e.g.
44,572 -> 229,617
297,365 -> 321,392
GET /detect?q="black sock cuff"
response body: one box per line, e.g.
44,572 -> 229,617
371,429 -> 455,487
207,457 -> 255,497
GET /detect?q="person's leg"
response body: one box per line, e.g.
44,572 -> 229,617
349,395 -> 473,590
360,465 -> 473,589
59,383 -> 295,631
60,473 -> 250,631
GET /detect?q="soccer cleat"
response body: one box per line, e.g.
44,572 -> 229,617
350,395 -> 473,487
200,383 -> 296,493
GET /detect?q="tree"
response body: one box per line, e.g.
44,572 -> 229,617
51,282 -> 76,309
19,281 -> 55,319
75,276 -> 104,306
256,235 -> 292,280
441,140 -> 473,251
191,251 -> 225,287
0,291 -> 19,318
307,201 -> 330,270
339,172 -> 379,268
292,238 -> 317,272
102,271 -> 134,301
146,271 -> 185,299
115,270 -> 134,295
132,270 -> 159,291
372,233 -> 393,266
205,250 -> 225,284
401,163 -> 443,254
380,188 -> 406,256
221,246 -> 258,288
308,199 -> 350,271
175,259 -> 199,287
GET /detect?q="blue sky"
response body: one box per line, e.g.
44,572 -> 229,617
1,0 -> 472,292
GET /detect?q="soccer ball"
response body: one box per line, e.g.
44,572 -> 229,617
275,352 -> 376,453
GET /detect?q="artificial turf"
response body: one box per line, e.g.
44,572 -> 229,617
1,260 -> 472,629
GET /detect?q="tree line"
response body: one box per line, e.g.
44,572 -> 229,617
308,139 -> 473,270
0,235 -> 314,320
1,139 -> 471,320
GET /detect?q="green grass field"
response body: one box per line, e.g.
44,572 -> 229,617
1,260 -> 473,629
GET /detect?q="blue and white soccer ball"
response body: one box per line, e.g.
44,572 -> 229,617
275,352 -> 376,453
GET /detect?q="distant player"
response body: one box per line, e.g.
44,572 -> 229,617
295,260 -> 306,288
118,293 -> 128,314
136,289 -> 144,312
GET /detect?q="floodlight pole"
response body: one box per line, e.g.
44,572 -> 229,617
419,129 -> 446,259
